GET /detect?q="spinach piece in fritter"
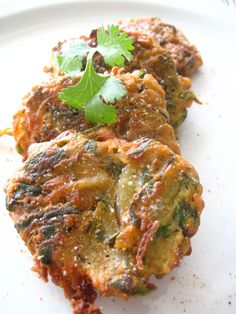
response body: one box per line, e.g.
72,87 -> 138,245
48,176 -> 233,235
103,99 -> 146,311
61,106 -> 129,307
156,225 -> 173,238
41,225 -> 56,239
24,148 -> 66,177
38,246 -> 53,265
6,183 -> 41,212
105,161 -> 123,177
15,205 -> 82,232
173,201 -> 199,237
83,140 -> 97,155
15,183 -> 41,198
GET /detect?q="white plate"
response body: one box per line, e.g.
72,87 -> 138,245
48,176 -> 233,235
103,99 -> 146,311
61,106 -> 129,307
0,1 -> 236,314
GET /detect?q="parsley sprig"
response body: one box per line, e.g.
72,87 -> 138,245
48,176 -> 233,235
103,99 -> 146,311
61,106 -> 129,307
56,25 -> 134,124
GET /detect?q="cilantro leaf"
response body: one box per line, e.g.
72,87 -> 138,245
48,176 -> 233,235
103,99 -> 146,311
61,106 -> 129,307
97,25 -> 134,67
85,102 -> 117,125
59,58 -> 109,109
59,59 -> 126,124
55,40 -> 90,78
58,25 -> 134,125
85,76 -> 126,124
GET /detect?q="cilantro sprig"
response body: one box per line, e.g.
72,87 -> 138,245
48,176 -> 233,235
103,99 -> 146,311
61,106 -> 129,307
56,25 -> 134,125
55,41 -> 90,79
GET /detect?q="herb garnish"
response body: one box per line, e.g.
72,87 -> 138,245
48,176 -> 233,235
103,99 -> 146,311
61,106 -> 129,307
55,41 -> 90,79
57,25 -> 134,124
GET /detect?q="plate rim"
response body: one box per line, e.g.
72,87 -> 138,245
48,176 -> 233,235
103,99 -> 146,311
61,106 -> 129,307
0,0 -> 236,24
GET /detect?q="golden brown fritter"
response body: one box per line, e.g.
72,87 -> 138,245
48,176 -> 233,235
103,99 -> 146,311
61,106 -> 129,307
121,32 -> 198,128
13,69 -> 179,158
5,131 -> 204,314
118,17 -> 203,77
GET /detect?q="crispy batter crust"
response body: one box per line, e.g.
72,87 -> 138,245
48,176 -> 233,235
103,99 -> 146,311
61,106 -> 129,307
118,17 -> 203,77
5,131 -> 204,313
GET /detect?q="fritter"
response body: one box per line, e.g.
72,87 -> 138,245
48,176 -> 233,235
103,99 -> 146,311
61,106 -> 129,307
53,29 -> 198,128
13,69 -> 179,157
122,32 -> 198,127
118,17 -> 203,77
5,131 -> 204,314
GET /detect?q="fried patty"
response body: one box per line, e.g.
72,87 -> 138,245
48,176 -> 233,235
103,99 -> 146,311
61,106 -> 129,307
118,17 -> 203,77
5,131 -> 204,314
13,70 -> 179,157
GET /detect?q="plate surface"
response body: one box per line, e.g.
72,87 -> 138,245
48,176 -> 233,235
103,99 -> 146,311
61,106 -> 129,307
0,1 -> 236,313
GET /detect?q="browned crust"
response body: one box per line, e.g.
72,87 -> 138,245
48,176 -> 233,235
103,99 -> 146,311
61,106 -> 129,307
13,70 -> 179,158
118,17 -> 203,77
136,220 -> 160,270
